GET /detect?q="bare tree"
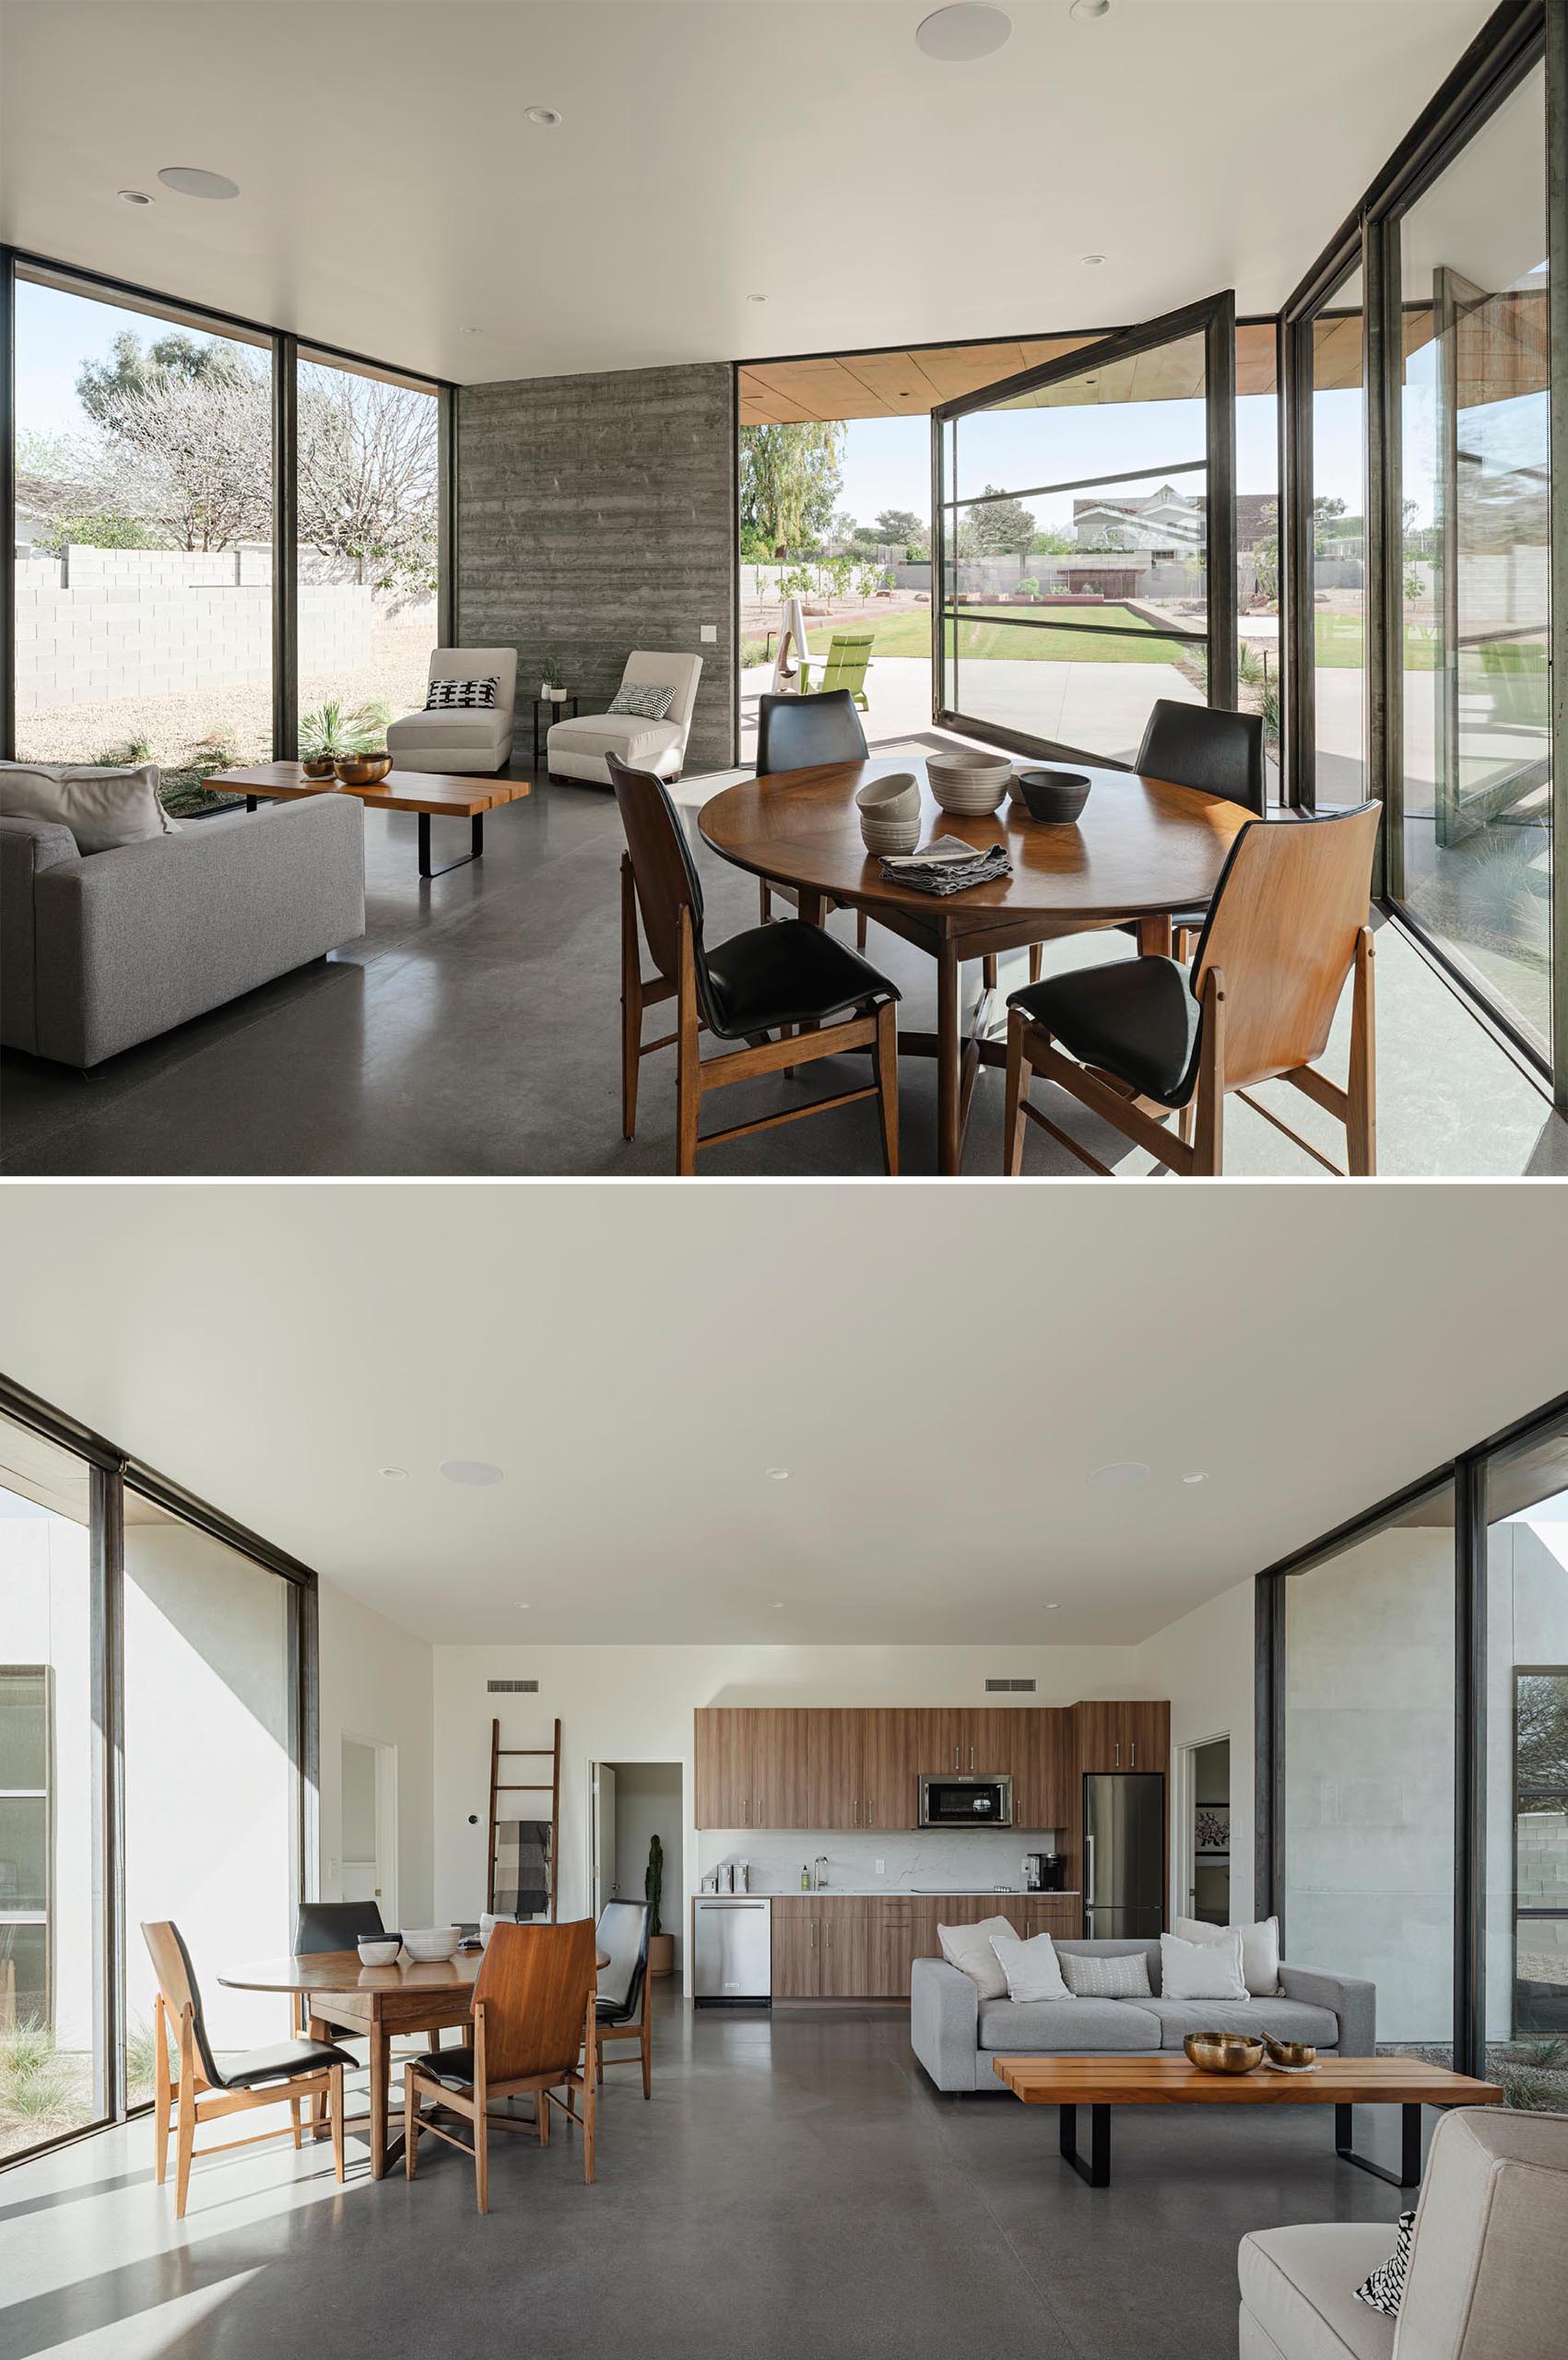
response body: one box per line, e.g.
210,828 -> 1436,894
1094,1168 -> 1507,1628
296,371 -> 438,599
94,367 -> 272,549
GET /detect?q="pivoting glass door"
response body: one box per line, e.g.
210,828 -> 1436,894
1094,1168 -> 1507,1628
932,293 -> 1238,766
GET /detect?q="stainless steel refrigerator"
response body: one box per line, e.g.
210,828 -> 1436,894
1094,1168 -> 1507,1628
1082,1773 -> 1164,1940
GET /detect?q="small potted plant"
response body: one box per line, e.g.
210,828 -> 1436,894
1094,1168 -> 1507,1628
540,655 -> 568,702
645,1833 -> 674,1977
299,699 -> 391,782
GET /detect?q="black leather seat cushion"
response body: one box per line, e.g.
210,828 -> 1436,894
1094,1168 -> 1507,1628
1009,955 -> 1200,1108
702,919 -> 899,1039
419,2045 -> 478,2090
595,1996 -> 637,2025
218,2036 -> 359,2091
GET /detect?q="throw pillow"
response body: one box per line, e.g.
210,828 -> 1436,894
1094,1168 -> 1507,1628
607,680 -> 676,720
425,677 -> 499,710
989,1929 -> 1068,2004
1161,1928 -> 1248,2001
1172,1914 -> 1282,1998
937,1916 -> 1019,2000
1058,1949 -> 1151,2000
1354,2211 -> 1416,2316
0,760 -> 175,854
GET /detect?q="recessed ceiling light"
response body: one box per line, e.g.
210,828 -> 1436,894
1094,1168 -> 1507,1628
458,326 -> 481,336
915,6 -> 1012,62
747,294 -> 767,303
1045,1602 -> 1060,1611
440,1458 -> 504,1487
525,106 -> 562,127
1081,254 -> 1107,266
1071,0 -> 1113,20
117,188 -> 153,206
379,1466 -> 408,1481
1087,1461 -> 1151,1493
772,1601 -> 785,1611
158,165 -> 240,201
1181,1471 -> 1209,1485
514,1600 -> 531,1610
765,1467 -> 791,1481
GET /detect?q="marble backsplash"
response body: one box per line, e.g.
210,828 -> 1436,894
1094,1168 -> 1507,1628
696,1826 -> 1071,1895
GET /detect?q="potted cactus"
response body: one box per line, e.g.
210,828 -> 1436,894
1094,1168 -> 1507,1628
645,1833 -> 674,1977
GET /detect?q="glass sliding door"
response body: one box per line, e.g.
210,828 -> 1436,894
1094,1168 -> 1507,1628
0,1412 -> 105,2161
295,352 -> 440,764
933,294 -> 1237,764
1483,1421 -> 1568,2110
1282,1484 -> 1456,2065
12,272 -> 274,815
1394,60 -> 1551,1064
1293,264 -> 1369,809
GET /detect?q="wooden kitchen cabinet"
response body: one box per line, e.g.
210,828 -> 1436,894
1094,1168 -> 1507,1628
856,1710 -> 918,1829
818,1899 -> 875,1997
1075,1700 -> 1169,1776
771,1900 -> 821,1996
694,1708 -> 753,1827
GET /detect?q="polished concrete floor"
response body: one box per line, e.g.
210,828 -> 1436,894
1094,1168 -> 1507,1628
0,1995 -> 1422,2360
4,758 -> 1563,1176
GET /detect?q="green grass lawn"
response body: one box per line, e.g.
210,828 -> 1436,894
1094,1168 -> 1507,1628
807,603 -> 1193,666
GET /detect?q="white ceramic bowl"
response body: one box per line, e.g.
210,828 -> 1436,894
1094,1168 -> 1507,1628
402,1926 -> 462,1964
357,1936 -> 402,1966
856,772 -> 922,856
478,1912 -> 503,1948
925,751 -> 1013,817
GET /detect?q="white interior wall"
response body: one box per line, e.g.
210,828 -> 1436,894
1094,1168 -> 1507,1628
1131,1575 -> 1256,1926
316,1578 -> 434,1930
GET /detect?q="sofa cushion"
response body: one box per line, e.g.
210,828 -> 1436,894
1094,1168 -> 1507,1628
990,1929 -> 1067,2004
937,1916 -> 1017,2000
548,713 -> 684,765
978,1996 -> 1161,2052
1239,2226 -> 1398,2360
1142,1997 -> 1340,2049
1173,1913 -> 1282,1996
1059,1948 -> 1152,2000
386,710 -> 512,750
608,678 -> 677,720
0,760 -> 175,854
1161,1927 -> 1248,2000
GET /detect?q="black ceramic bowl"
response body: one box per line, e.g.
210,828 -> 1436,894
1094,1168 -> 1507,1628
1017,767 -> 1091,823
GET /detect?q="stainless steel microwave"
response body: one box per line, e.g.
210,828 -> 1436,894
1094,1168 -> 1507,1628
918,1773 -> 1013,1828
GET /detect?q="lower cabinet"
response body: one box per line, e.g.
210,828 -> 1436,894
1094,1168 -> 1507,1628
771,1893 -> 1082,2000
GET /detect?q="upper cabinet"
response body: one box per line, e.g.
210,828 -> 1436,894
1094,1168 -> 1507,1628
693,1701 -> 1138,1829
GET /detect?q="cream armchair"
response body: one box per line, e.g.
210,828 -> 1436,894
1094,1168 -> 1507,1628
546,651 -> 701,787
385,647 -> 517,776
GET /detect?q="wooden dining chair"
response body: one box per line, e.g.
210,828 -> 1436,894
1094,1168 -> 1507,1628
142,1920 -> 352,2220
593,1901 -> 653,2098
1001,803 -> 1379,1178
1134,701 -> 1267,961
754,690 -> 872,949
611,752 -> 901,1174
403,1919 -> 599,2214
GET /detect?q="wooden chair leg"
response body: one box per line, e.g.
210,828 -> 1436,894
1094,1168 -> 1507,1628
641,2005 -> 652,2102
620,856 -> 643,1141
1028,943 -> 1043,985
330,2066 -> 346,2186
153,1994 -> 171,2186
873,999 -> 900,1177
1347,924 -> 1375,1175
584,2012 -> 597,2186
538,2083 -> 551,2147
855,910 -> 867,950
309,2014 -> 329,2133
982,953 -> 998,991
1002,1012 -> 1033,1176
759,879 -> 772,925
475,2105 -> 489,2215
675,910 -> 701,1175
1191,969 -> 1226,1175
173,2012 -> 196,2222
289,2094 -> 302,2151
404,2066 -> 419,2179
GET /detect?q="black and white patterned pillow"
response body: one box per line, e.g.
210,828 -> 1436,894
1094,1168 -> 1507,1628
425,677 -> 499,710
607,680 -> 676,720
1354,2212 -> 1416,2316
1058,1950 -> 1151,1999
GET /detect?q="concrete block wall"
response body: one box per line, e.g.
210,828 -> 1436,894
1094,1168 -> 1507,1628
457,360 -> 736,773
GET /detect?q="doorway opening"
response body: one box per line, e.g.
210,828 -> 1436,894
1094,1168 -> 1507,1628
339,1732 -> 397,1928
591,1761 -> 683,1977
1177,1734 -> 1232,1925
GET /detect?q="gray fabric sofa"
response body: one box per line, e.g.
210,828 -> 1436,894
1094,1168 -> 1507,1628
2,798 -> 365,1068
911,1938 -> 1375,2093
1238,2106 -> 1568,2359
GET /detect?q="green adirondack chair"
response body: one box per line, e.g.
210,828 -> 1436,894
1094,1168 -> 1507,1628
800,630 -> 874,711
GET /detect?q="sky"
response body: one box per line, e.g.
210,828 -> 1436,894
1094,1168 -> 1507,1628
13,279 -> 245,451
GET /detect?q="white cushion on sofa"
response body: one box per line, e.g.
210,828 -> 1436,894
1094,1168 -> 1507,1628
0,761 -> 175,853
990,1929 -> 1068,2004
937,1915 -> 1018,2000
1173,1913 -> 1281,1997
548,714 -> 684,763
1161,1928 -> 1248,2000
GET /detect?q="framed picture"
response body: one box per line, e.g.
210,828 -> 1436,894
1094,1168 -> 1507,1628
1195,1806 -> 1231,1858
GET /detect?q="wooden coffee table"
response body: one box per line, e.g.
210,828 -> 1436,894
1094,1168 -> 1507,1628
992,2052 -> 1501,2189
210,761 -> 530,878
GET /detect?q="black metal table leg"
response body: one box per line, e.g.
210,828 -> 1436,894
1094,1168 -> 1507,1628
1336,2102 -> 1423,2189
246,795 -> 258,812
1058,2101 -> 1111,2187
418,811 -> 485,879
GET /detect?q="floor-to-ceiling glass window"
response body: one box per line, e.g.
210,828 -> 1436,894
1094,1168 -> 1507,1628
1483,1419 -> 1568,2110
122,1497 -> 297,2092
294,352 -> 440,766
1302,266 -> 1368,808
12,274 -> 275,816
0,1412 -> 103,2161
1395,61 -> 1551,1063
1283,1484 -> 1456,2064
1236,321 -> 1281,797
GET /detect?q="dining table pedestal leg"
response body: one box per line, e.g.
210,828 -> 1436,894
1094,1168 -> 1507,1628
1138,914 -> 1173,958
936,938 -> 961,1176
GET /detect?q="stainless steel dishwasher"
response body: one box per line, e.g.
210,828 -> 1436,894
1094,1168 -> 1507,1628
693,1894 -> 772,2005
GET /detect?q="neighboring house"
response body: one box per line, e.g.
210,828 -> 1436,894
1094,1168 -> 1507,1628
1071,485 -> 1279,558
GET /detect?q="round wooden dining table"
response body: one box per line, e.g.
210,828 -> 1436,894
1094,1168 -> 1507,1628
700,754 -> 1256,1174
219,1941 -> 611,2179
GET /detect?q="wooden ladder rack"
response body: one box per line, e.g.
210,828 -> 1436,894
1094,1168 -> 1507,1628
486,1715 -> 561,1919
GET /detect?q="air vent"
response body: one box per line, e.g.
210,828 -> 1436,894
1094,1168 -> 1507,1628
487,1679 -> 538,1693
984,1677 -> 1036,1693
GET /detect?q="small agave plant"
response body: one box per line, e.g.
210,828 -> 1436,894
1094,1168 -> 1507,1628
298,699 -> 391,761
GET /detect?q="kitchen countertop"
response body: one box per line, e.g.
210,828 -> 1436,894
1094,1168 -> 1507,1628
752,1888 -> 1082,1900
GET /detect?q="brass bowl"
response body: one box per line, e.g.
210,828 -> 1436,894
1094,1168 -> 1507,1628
301,755 -> 336,779
1184,2032 -> 1265,2076
1265,2038 -> 1317,2069
333,753 -> 393,786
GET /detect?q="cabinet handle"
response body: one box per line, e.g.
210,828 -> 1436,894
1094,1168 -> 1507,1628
969,1746 -> 974,1770
1114,1742 -> 1120,1768
808,1920 -> 816,1949
1131,1741 -> 1137,1769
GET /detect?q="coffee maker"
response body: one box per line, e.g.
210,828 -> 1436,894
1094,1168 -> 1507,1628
1024,1850 -> 1067,1892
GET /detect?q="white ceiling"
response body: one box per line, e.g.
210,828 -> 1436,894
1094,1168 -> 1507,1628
0,1185 -> 1563,1648
0,0 -> 1493,385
